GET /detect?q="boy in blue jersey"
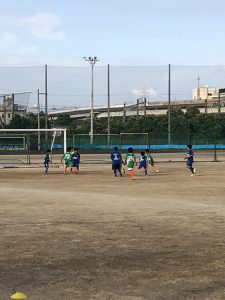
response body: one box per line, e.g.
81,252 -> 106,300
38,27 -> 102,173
44,149 -> 51,175
111,146 -> 122,177
138,151 -> 148,176
71,147 -> 80,174
185,144 -> 196,176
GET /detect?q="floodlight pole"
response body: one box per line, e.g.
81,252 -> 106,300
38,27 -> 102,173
168,64 -> 171,144
45,64 -> 48,145
37,89 -> 41,150
83,56 -> 99,145
107,64 -> 110,146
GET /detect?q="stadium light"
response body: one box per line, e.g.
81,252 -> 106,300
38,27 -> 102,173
83,56 -> 100,145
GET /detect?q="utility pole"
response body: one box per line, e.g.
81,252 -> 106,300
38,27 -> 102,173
137,99 -> 139,119
37,89 -> 41,150
107,64 -> 110,146
123,101 -> 126,123
168,64 -> 171,144
83,56 -> 99,145
45,64 -> 48,146
144,98 -> 147,116
197,75 -> 200,100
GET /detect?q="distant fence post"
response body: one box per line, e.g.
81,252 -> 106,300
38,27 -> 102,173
214,144 -> 217,162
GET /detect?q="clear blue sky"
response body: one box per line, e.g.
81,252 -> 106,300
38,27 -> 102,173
0,0 -> 225,66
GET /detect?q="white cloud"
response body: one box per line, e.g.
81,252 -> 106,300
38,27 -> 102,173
0,32 -> 39,56
19,12 -> 65,40
132,88 -> 158,98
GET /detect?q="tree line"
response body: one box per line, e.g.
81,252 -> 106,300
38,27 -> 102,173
6,106 -> 225,144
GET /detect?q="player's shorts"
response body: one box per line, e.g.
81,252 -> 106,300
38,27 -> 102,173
138,161 -> 147,169
187,159 -> 193,168
72,162 -> 80,169
44,162 -> 49,168
64,161 -> 72,168
112,163 -> 121,170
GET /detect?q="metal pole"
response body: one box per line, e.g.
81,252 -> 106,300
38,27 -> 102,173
37,89 -> 41,151
45,64 -> 48,146
168,64 -> 171,144
83,57 -> 99,146
63,129 -> 67,153
218,91 -> 221,114
90,65 -> 94,145
197,75 -> 200,100
137,99 -> 139,119
123,101 -> 126,123
107,64 -> 110,146
144,97 -> 147,116
12,93 -> 15,119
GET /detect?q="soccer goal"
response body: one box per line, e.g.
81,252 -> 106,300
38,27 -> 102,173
73,134 -> 120,149
120,133 -> 149,150
0,128 -> 67,164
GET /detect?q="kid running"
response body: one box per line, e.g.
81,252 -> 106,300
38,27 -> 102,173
138,151 -> 148,176
44,149 -> 51,175
145,149 -> 158,173
71,147 -> 80,174
125,147 -> 137,180
185,144 -> 196,176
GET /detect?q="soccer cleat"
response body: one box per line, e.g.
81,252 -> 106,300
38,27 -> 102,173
190,174 -> 195,176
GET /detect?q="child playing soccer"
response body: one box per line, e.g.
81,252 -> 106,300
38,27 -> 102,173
185,144 -> 196,176
125,147 -> 137,180
138,151 -> 148,176
145,149 -> 159,173
44,149 -> 51,175
71,147 -> 80,174
111,146 -> 122,177
61,146 -> 72,175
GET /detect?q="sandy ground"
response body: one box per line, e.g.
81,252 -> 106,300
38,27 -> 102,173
1,161 -> 225,300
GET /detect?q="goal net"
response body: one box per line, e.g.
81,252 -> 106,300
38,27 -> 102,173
0,129 -> 67,165
120,133 -> 149,149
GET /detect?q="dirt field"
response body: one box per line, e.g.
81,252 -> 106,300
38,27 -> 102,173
1,161 -> 225,299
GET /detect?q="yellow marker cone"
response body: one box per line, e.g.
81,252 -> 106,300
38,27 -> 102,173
11,292 -> 27,299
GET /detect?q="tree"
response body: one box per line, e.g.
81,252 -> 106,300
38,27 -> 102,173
54,114 -> 72,126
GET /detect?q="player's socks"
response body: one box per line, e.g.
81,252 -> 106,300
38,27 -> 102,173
128,170 -> 132,179
114,169 -> 117,177
190,167 -> 195,174
153,165 -> 159,173
144,169 -> 147,176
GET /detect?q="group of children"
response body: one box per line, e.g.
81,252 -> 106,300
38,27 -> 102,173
44,147 -> 80,175
44,144 -> 196,178
111,147 -> 158,180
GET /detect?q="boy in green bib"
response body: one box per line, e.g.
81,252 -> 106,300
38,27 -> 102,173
125,147 -> 137,180
61,146 -> 72,175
